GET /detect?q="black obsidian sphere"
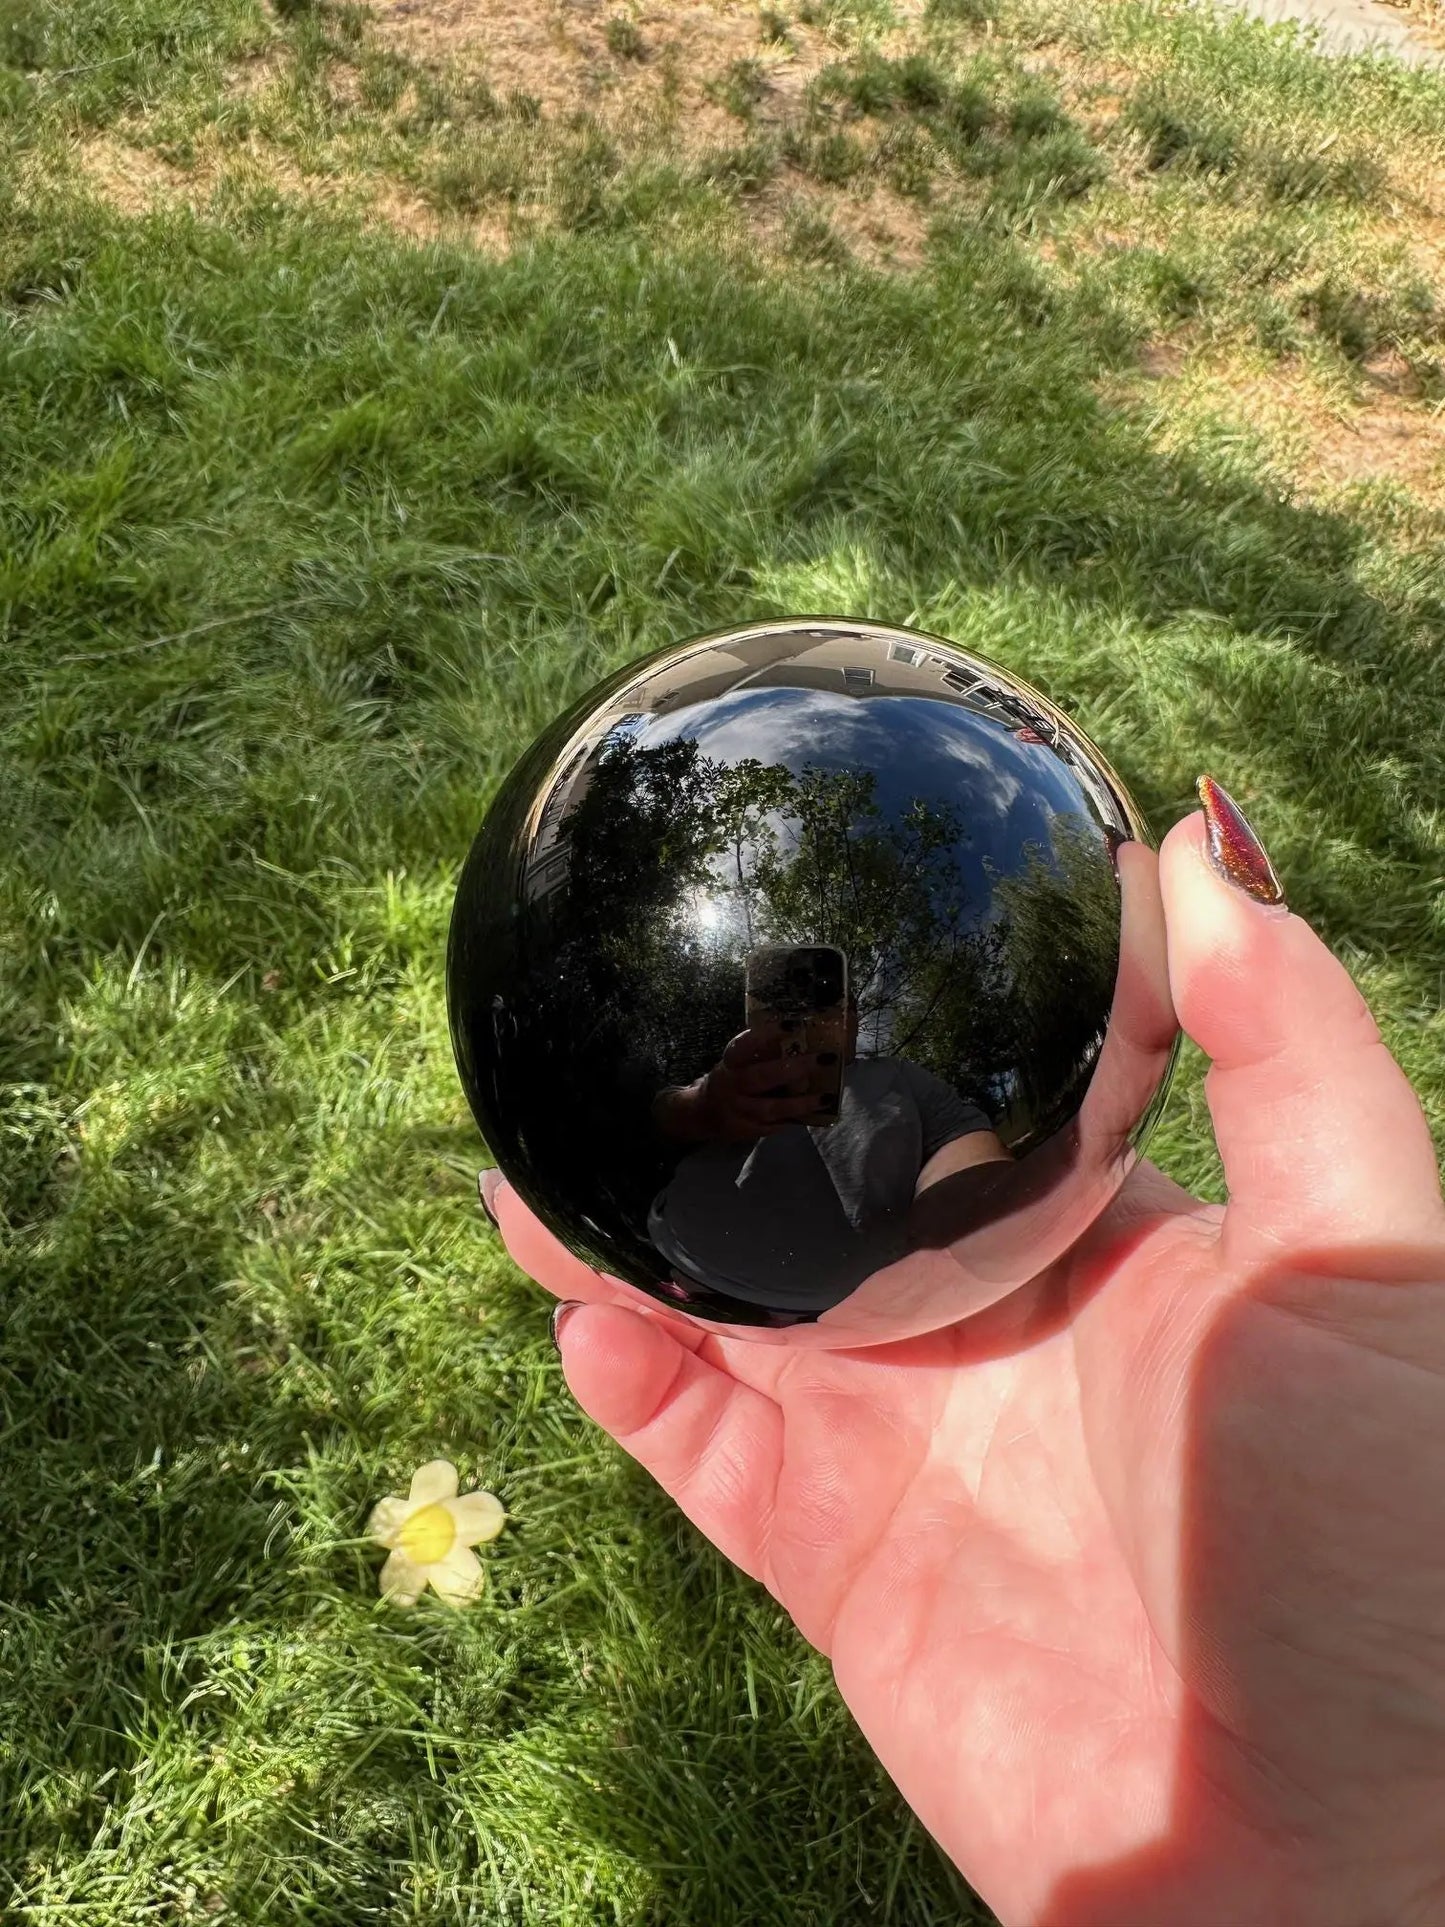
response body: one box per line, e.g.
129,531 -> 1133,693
448,619 -> 1179,1346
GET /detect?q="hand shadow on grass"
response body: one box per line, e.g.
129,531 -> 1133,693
0,1116 -> 374,1860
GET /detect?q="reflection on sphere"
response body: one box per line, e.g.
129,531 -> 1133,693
448,620 -> 1179,1347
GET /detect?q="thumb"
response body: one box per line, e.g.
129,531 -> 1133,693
1159,781 -> 1445,1266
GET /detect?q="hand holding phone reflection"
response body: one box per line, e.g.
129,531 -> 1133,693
646,1021 -> 1012,1312
652,1028 -> 835,1145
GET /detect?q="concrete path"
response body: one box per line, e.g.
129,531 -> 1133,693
1207,0 -> 1444,64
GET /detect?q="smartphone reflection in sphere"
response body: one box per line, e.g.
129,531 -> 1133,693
447,619 -> 1179,1347
746,945 -> 849,1123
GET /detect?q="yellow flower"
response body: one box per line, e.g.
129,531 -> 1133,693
367,1459 -> 505,1606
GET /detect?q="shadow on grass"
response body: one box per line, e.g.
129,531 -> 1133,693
0,1172 -> 318,1863
3,194 -> 1437,993
1,139 -> 1441,1916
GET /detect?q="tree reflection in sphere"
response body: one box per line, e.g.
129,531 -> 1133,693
447,620 -> 1179,1347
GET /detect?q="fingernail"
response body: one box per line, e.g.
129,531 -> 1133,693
549,1300 -> 583,1352
478,1168 -> 502,1225
1196,776 -> 1286,908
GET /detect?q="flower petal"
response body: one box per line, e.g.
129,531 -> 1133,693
408,1459 -> 458,1506
428,1543 -> 483,1605
446,1490 -> 506,1547
367,1495 -> 409,1547
379,1549 -> 428,1606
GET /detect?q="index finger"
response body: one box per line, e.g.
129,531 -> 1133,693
720,1027 -> 789,1070
1159,803 -> 1445,1260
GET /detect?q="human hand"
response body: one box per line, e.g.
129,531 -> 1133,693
653,1026 -> 829,1143
484,797 -> 1445,1927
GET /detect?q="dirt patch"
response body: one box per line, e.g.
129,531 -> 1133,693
1136,339 -> 1187,380
64,0 -> 984,271
224,46 -> 289,101
1109,342 -> 1445,508
1033,48 -> 1139,136
72,132 -> 510,254
366,0 -> 948,264
371,0 -> 925,115
1358,345 -> 1423,398
1242,353 -> 1445,499
74,136 -> 199,218
752,174 -> 932,271
1310,400 -> 1445,496
827,183 -> 930,270
373,0 -> 820,129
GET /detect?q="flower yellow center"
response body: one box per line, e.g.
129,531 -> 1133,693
399,1502 -> 455,1564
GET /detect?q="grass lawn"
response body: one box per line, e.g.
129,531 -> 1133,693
2,0 -> 1443,1918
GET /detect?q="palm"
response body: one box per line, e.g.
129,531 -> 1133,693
490,816 -> 1445,1925
685,1166 -> 1445,1926
689,1172 -> 1216,1924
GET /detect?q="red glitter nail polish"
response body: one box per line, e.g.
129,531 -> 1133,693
1196,776 -> 1285,907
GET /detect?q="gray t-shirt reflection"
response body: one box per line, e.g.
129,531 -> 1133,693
649,1058 -> 993,1311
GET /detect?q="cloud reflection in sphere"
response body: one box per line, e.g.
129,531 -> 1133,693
447,620 -> 1180,1347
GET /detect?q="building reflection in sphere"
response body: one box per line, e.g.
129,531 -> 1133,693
448,620 -> 1179,1347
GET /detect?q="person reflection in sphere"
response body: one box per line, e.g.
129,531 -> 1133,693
646,997 -> 1011,1308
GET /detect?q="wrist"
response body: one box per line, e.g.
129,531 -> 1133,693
985,1798 -> 1433,1927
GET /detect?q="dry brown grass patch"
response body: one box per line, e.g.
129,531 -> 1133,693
367,0 -> 947,265
752,174 -> 932,270
74,136 -> 202,219
371,0 -> 927,91
52,0 -> 1010,276
370,0 -> 926,146
1109,341 -> 1445,510
225,46 -> 290,102
71,132 -> 511,254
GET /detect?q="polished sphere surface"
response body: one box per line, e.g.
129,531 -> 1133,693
448,619 -> 1179,1347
